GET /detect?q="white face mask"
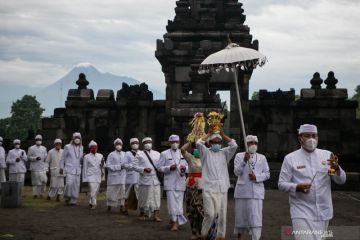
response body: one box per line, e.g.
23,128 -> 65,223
115,145 -> 122,151
171,143 -> 179,150
248,145 -> 258,154
15,144 -> 20,149
303,138 -> 318,152
36,140 -> 42,146
144,143 -> 152,150
73,138 -> 81,145
131,144 -> 139,150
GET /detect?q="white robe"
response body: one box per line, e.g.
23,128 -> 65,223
83,153 -> 103,205
59,143 -> 83,203
0,146 -> 6,188
106,150 -> 128,207
278,147 -> 346,239
134,150 -> 161,215
233,152 -> 270,239
196,139 -> 238,238
6,148 -> 27,193
158,148 -> 188,225
46,148 -> 64,197
28,145 -> 48,195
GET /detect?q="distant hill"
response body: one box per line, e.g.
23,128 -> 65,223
0,63 -> 165,118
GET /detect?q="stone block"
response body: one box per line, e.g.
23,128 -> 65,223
96,89 -> 114,101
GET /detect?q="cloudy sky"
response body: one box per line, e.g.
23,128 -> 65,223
0,0 -> 359,97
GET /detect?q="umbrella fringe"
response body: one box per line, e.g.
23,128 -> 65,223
198,57 -> 267,74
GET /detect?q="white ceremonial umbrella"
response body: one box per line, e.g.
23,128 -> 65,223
199,42 -> 267,152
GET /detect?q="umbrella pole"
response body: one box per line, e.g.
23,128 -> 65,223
233,70 -> 248,153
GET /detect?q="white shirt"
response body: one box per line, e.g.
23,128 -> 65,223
6,148 -> 28,174
133,150 -> 161,186
46,148 -> 63,177
125,150 -> 140,184
59,144 -> 84,176
83,153 -> 103,183
158,148 -> 188,191
196,139 -> 238,193
28,145 -> 48,172
234,152 -> 270,199
0,146 -> 6,169
106,150 -> 128,185
278,147 -> 346,221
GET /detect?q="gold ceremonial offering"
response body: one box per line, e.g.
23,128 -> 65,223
187,112 -> 206,143
207,112 -> 224,134
328,167 -> 336,176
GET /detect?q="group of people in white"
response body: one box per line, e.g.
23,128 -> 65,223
0,123 -> 346,240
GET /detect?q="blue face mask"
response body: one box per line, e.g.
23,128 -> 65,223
211,144 -> 221,152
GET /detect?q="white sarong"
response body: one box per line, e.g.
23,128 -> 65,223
48,175 -> 64,198
31,171 -> 47,196
125,184 -> 139,199
64,173 -> 80,204
166,190 -> 187,225
9,173 -> 25,193
88,182 -> 100,206
138,185 -> 161,215
202,191 -> 228,238
106,184 -> 125,207
234,198 -> 263,240
292,218 -> 329,240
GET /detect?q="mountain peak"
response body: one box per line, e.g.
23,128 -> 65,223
75,62 -> 94,68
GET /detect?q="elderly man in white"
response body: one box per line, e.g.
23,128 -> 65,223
133,137 -> 162,222
6,139 -> 27,193
27,134 -> 48,198
83,140 -> 104,210
234,135 -> 270,240
124,137 -> 140,214
106,138 -> 130,212
0,136 -> 6,189
158,134 -> 188,231
278,124 -> 346,240
197,129 -> 238,240
46,138 -> 64,201
59,132 -> 84,206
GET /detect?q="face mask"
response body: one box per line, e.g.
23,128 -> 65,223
171,143 -> 179,150
36,140 -> 42,146
74,138 -> 81,145
211,144 -> 221,152
15,144 -> 20,149
248,145 -> 258,154
131,144 -> 139,150
303,138 -> 318,152
115,145 -> 122,151
90,146 -> 97,154
193,149 -> 199,158
144,143 -> 152,150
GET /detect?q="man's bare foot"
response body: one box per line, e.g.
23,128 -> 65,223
153,211 -> 162,222
170,222 -> 178,231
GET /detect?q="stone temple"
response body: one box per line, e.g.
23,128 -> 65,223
39,0 -> 360,189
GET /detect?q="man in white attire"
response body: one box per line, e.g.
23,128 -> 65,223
83,140 -> 104,210
124,137 -> 140,214
278,124 -> 346,240
27,134 -> 48,198
233,135 -> 270,240
197,129 -> 237,240
6,139 -> 27,194
133,137 -> 162,222
59,132 -> 84,206
0,136 -> 6,190
106,138 -> 129,212
46,138 -> 64,201
158,134 -> 188,231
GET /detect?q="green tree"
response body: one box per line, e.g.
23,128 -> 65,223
4,95 -> 44,140
251,91 -> 259,100
352,85 -> 360,119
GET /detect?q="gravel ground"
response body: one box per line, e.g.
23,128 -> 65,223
0,187 -> 359,240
